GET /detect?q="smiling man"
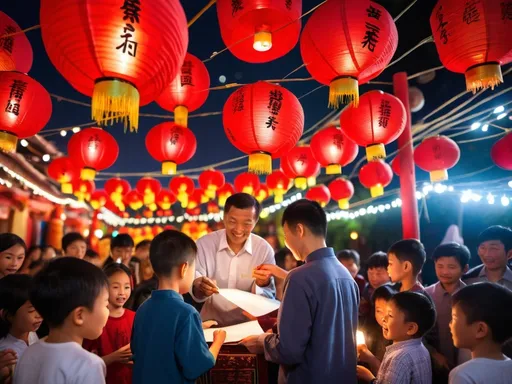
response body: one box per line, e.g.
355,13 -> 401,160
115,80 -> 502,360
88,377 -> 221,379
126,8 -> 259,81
190,193 -> 276,326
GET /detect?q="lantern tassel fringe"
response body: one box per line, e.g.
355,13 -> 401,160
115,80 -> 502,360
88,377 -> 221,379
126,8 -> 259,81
162,161 -> 177,175
0,131 -> 18,153
248,153 -> 272,175
329,77 -> 359,108
465,63 -> 503,94
326,164 -> 342,175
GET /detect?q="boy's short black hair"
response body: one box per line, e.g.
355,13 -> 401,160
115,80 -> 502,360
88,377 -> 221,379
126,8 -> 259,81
0,233 -> 26,253
111,234 -> 135,249
103,262 -> 132,278
61,232 -> 86,251
388,239 -> 426,276
31,258 -> 108,328
432,242 -> 470,269
0,274 -> 33,338
452,282 -> 512,344
224,193 -> 261,219
390,291 -> 436,338
282,199 -> 327,238
337,249 -> 361,267
135,239 -> 151,250
477,225 -> 512,252
367,251 -> 389,269
85,249 -> 99,259
371,283 -> 397,305
150,230 -> 197,277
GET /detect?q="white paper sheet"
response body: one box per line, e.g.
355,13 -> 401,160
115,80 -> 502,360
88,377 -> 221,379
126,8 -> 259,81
203,320 -> 264,343
218,288 -> 281,317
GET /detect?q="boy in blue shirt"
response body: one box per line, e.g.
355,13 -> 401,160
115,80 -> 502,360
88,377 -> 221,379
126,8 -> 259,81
131,230 -> 226,384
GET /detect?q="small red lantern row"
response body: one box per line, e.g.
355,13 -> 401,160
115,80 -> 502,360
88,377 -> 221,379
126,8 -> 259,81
281,146 -> 320,190
47,157 -> 80,194
217,183 -> 235,208
199,169 -> 225,199
234,172 -> 260,195
414,136 -> 460,182
491,132 -> 512,171
169,175 -> 195,208
266,170 -> 291,203
359,160 -> 393,197
310,126 -> 358,175
305,185 -> 331,207
328,178 -> 354,210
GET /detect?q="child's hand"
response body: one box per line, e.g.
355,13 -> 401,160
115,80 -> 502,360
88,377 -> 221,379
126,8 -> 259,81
103,344 -> 132,365
253,264 -> 288,281
193,276 -> 219,298
202,320 -> 218,329
357,344 -> 374,363
0,349 -> 17,370
356,365 -> 375,382
213,330 -> 226,344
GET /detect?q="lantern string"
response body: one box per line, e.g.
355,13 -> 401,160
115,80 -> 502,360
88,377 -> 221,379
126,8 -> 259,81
393,0 -> 418,22
386,36 -> 434,69
188,0 -> 217,28
283,64 -> 307,80
456,131 -> 508,144
0,24 -> 40,39
408,66 -> 444,81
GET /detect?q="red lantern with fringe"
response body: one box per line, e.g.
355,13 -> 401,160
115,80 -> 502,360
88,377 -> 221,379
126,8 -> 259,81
255,183 -> 270,203
40,0 -> 188,132
47,157 -> 80,194
124,190 -> 144,211
414,136 -> 460,182
328,178 -> 354,209
0,71 -> 52,152
430,0 -> 512,93
359,160 -> 393,197
491,132 -> 512,171
199,169 -> 225,199
188,188 -> 208,210
223,82 -> 304,174
300,0 -> 397,108
67,127 -> 119,181
0,12 -> 33,72
169,175 -> 195,208
156,189 -> 177,210
310,126 -> 359,175
207,201 -> 220,214
136,177 -> 161,206
340,90 -> 406,161
266,170 -> 291,203
281,146 -> 321,190
156,53 -> 210,127
146,122 -> 197,175
305,185 -> 331,207
216,0 -> 302,63
217,183 -> 235,207
90,190 -> 109,210
73,179 -> 95,202
234,172 -> 261,195
104,177 -> 131,211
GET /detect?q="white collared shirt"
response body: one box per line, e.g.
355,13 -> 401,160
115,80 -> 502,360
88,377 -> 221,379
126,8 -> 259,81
190,229 -> 276,326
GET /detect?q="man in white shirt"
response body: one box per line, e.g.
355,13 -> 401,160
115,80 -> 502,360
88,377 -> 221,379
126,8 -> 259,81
191,193 -> 276,326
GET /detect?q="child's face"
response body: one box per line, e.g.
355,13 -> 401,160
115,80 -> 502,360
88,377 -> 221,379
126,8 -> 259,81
450,303 -> 478,350
382,301 -> 416,342
374,298 -> 388,328
108,272 -> 132,309
11,301 -> 42,334
66,241 -> 87,259
368,267 -> 390,289
81,287 -> 110,340
387,253 -> 406,283
179,259 -> 196,295
0,244 -> 25,278
434,256 -> 465,286
340,259 -> 359,278
112,246 -> 134,264
284,254 -> 298,271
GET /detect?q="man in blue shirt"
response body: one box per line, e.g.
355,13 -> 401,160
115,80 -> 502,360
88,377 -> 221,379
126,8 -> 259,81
243,199 -> 359,383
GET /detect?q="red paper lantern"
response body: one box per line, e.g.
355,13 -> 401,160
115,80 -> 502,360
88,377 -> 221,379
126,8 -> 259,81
169,175 -> 195,208
305,185 -> 331,207
136,177 -> 161,206
234,172 -> 261,195
300,0 -> 397,107
217,183 -> 235,207
328,178 -> 355,209
104,177 -> 131,211
0,72 -> 52,152
310,126 -> 359,175
73,180 -> 95,202
339,90 -> 406,161
216,0 -> 302,63
491,132 -> 512,171
188,188 -> 208,210
47,157 -> 80,194
199,169 -> 226,199
391,155 -> 401,176
255,183 -> 270,203
0,12 -> 33,72
266,170 -> 291,203
223,81 -> 304,174
414,136 -> 460,182
207,201 -> 220,214
430,0 -> 512,93
146,122 -> 197,175
281,146 -> 321,190
359,160 -> 393,197
40,0 -> 188,132
156,189 -> 177,210
124,190 -> 144,211
90,190 -> 109,210
156,53 -> 210,128
67,127 -> 119,181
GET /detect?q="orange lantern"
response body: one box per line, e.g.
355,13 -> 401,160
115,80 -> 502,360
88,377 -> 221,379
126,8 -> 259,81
47,157 -> 80,194
310,126 -> 359,175
0,12 -> 33,72
90,190 -> 109,210
305,185 -> 331,207
414,136 -> 460,182
73,180 -> 95,202
234,172 -> 261,195
255,183 -> 270,203
136,177 -> 162,206
217,183 -> 235,208
199,169 -> 225,199
266,170 -> 291,203
328,178 -> 354,209
156,189 -> 177,210
359,160 -> 393,197
104,177 -> 131,211
169,175 -> 195,208
281,145 -> 321,190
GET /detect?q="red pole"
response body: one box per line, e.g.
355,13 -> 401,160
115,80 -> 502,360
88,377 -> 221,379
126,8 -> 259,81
393,72 -> 420,240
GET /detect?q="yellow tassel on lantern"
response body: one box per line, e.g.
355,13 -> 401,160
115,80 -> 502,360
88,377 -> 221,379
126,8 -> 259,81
218,193 -> 231,208
370,184 -> 384,198
465,63 -> 503,94
242,186 -> 254,195
205,186 -> 217,199
143,190 -> 155,206
307,177 -> 316,187
326,164 -> 342,175
0,52 -> 15,71
178,192 -> 188,208
274,193 -> 284,203
174,106 -> 189,128
0,131 -> 18,153
338,198 -> 350,210
294,177 -> 307,190
149,203 -> 158,211
61,183 -> 73,194
248,152 -> 272,175
253,30 -> 272,52
92,78 -> 140,132
366,144 -> 386,162
81,167 -> 96,181
328,76 -> 359,109
129,201 -> 143,211
162,161 -> 177,175
430,169 -> 448,183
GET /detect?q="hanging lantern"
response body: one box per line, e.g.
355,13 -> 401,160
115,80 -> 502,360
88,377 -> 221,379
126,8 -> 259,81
40,0 -> 188,132
339,90 -> 406,161
0,12 -> 33,72
146,122 -> 197,175
207,201 -> 220,214
281,145 -> 321,190
90,190 -> 109,210
414,136 -> 460,182
491,132 -> 512,171
391,155 -> 401,176
266,170 -> 291,203
328,178 -> 354,209
255,183 -> 270,203
409,87 -> 425,113
156,189 -> 177,210
430,0 -> 511,93
73,180 -> 95,202
156,53 -> 210,128
359,160 -> 393,197
310,126 -> 359,175
67,127 -> 119,181
216,0 -> 302,63
217,182 -> 235,207
234,172 -> 261,195
305,185 -> 331,208
199,169 -> 225,199
300,0 -> 397,107
0,71 -> 52,152
188,188 -> 208,210
169,175 -> 195,208
223,82 -> 304,174
136,177 -> 162,206
47,157 -> 80,194
104,177 -> 131,211
143,210 -> 153,219
124,190 -> 144,211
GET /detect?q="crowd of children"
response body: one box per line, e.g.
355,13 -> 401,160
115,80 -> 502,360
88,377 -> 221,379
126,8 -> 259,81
1,205 -> 512,383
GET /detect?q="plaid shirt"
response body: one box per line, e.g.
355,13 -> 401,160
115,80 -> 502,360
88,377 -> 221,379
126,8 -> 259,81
376,338 -> 432,384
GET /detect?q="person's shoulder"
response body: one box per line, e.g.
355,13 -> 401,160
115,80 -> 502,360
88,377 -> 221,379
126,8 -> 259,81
196,229 -> 222,246
424,282 -> 438,295
463,264 -> 484,280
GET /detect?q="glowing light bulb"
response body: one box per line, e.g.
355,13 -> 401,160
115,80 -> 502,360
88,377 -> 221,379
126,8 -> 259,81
60,130 -> 67,137
350,231 -> 359,240
94,229 -> 104,238
470,122 -> 481,130
42,154 -> 51,162
501,196 -> 510,207
493,106 -> 504,114
253,30 -> 272,52
72,127 -> 81,133
497,113 -> 507,120
20,139 -> 28,147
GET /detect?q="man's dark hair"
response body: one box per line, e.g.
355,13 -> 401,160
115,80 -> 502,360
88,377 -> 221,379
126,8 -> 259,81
367,251 -> 389,270
224,193 -> 261,219
390,291 -> 436,338
452,282 -> 512,344
111,234 -> 134,249
388,239 -> 426,276
135,239 -> 151,250
371,283 -> 397,305
432,242 -> 470,269
477,225 -> 512,252
61,232 -> 86,252
336,249 -> 361,267
150,230 -> 197,277
0,274 -> 33,338
282,199 -> 327,238
103,262 -> 132,278
85,249 -> 99,259
0,233 -> 26,253
30,258 -> 108,328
